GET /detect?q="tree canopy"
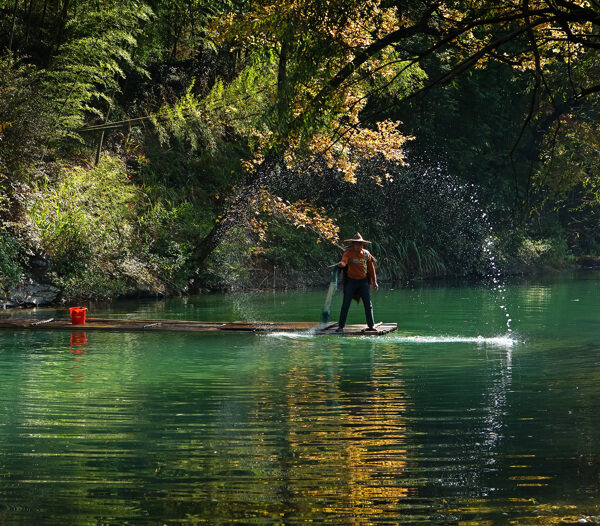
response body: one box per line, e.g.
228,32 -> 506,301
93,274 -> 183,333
2,0 -> 600,298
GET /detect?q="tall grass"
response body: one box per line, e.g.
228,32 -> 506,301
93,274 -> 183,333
371,236 -> 446,281
26,155 -> 196,299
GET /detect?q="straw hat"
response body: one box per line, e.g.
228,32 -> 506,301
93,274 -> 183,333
344,232 -> 371,244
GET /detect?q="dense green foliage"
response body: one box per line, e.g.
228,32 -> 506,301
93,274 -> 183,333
1,0 -> 600,302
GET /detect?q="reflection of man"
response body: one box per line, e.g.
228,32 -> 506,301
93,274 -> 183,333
336,232 -> 379,333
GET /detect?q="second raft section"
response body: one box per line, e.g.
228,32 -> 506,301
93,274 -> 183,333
0,317 -> 398,336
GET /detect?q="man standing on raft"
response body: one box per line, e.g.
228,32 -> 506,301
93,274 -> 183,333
336,232 -> 379,333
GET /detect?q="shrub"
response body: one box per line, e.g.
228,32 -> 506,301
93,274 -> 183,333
26,155 -> 152,298
29,156 -> 138,273
495,230 -> 573,273
24,154 -> 216,299
517,235 -> 572,269
0,231 -> 23,292
135,200 -> 202,289
202,227 -> 254,291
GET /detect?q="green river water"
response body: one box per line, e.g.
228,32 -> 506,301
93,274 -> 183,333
1,272 -> 599,524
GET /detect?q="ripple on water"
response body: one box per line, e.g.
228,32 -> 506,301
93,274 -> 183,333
2,279 -> 600,524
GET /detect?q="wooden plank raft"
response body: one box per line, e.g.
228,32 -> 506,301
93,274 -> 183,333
0,317 -> 397,335
316,322 -> 397,336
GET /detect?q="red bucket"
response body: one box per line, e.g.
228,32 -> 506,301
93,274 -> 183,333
69,307 -> 87,325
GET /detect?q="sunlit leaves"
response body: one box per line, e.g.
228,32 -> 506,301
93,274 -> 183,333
308,119 -> 413,183
204,0 -> 419,189
252,189 -> 340,243
536,119 -> 600,200
27,155 -> 139,272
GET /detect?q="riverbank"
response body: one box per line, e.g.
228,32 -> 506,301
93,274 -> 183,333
2,253 -> 592,309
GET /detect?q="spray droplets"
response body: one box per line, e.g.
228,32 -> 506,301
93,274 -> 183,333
483,235 -> 512,333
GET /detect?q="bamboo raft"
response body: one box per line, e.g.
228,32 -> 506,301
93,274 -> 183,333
0,317 -> 397,336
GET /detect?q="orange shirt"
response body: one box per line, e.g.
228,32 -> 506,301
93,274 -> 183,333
341,248 -> 377,281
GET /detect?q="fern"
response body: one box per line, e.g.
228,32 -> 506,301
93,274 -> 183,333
152,54 -> 277,152
44,1 -> 153,139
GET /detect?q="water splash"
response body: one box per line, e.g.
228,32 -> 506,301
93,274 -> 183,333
456,182 -> 513,334
482,234 -> 512,333
265,331 -> 318,340
375,160 -> 514,336
376,334 -> 515,347
265,331 -> 516,347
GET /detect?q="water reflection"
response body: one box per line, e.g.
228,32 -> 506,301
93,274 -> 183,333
68,331 -> 88,384
69,331 -> 87,356
282,341 -> 411,517
2,277 -> 600,523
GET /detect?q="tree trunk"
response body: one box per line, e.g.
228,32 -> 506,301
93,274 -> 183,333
51,0 -> 71,60
40,0 -> 48,27
24,0 -> 35,46
192,220 -> 222,271
8,0 -> 19,52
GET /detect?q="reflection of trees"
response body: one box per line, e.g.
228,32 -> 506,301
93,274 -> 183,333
1,330 -> 154,522
403,340 -> 515,514
278,341 -> 412,519
9,323 -> 588,523
176,338 -> 415,520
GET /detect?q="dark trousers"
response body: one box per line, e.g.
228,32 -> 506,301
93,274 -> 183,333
338,277 -> 374,329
